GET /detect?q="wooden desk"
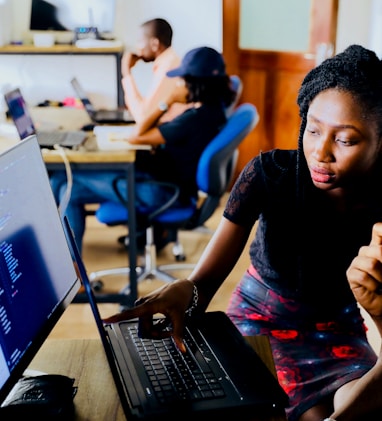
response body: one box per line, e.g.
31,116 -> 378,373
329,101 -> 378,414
29,339 -> 126,421
42,145 -> 136,165
0,44 -> 125,107
0,44 -> 123,54
28,337 -> 287,421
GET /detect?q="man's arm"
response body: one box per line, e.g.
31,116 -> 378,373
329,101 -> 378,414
127,82 -> 188,147
121,52 -> 146,121
121,49 -> 188,124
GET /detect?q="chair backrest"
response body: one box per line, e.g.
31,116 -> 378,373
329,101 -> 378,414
225,75 -> 243,117
190,102 -> 259,227
96,103 -> 259,230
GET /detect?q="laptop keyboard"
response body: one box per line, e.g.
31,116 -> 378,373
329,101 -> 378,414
37,131 -> 86,146
123,324 -> 226,404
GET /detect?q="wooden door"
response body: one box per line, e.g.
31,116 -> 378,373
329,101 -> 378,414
222,0 -> 338,179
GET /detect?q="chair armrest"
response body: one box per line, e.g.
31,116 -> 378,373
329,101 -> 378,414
143,180 -> 181,220
111,176 -> 181,221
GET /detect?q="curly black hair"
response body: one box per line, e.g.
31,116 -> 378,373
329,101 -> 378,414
296,44 -> 382,182
299,44 -> 382,132
184,75 -> 236,108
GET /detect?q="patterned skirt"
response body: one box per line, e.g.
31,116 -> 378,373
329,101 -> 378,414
226,266 -> 377,421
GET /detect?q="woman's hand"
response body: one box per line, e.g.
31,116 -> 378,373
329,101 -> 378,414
103,279 -> 196,352
347,222 -> 382,331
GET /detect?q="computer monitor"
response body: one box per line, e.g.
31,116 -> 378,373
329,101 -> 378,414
29,0 -> 116,35
0,135 -> 80,404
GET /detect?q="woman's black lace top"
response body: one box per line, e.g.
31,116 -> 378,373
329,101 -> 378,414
223,149 -> 382,318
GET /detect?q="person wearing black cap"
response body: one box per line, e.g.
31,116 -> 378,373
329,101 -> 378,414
105,44 -> 382,420
50,46 -> 236,254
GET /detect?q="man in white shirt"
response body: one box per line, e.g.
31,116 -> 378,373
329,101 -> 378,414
121,18 -> 187,123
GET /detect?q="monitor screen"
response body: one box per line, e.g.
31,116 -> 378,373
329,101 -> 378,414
29,0 -> 116,33
0,136 -> 80,404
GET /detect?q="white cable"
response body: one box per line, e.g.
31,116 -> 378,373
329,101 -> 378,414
53,144 -> 73,216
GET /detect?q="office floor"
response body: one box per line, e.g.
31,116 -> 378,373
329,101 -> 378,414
49,193 -> 251,339
48,193 -> 381,354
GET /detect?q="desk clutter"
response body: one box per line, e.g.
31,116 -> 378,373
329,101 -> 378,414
93,125 -> 150,150
75,39 -> 123,49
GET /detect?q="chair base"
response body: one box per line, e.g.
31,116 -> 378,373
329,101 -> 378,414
89,227 -> 194,294
88,225 -> 195,296
89,265 -> 177,296
89,263 -> 197,295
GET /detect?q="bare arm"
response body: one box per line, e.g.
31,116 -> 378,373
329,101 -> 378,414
122,52 -> 186,124
121,52 -> 145,121
188,218 -> 251,308
347,222 -> 382,336
127,126 -> 166,147
126,82 -> 189,147
103,218 -> 252,352
330,358 -> 382,420
326,222 -> 382,419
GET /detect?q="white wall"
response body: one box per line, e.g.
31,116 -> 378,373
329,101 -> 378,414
8,0 -> 222,56
336,0 -> 373,54
368,0 -> 382,57
0,0 -> 222,107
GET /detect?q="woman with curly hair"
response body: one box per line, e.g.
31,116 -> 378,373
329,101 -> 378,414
105,44 -> 382,420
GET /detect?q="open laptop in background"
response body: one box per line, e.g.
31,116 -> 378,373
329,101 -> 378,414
70,77 -> 135,124
0,136 -> 81,407
62,222 -> 289,420
4,88 -> 87,149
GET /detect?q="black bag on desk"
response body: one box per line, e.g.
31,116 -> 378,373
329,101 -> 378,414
0,374 -> 77,420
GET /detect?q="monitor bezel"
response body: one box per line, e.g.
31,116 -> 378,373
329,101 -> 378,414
0,137 -> 81,404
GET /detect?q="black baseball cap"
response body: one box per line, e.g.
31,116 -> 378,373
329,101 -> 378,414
166,46 -> 226,78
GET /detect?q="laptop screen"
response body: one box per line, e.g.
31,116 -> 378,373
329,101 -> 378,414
0,136 -> 80,404
4,88 -> 37,140
70,77 -> 96,115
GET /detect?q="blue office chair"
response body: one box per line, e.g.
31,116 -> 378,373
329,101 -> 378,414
89,103 -> 259,291
110,74 -> 242,252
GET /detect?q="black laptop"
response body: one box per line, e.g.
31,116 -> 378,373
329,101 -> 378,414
4,88 -> 87,149
0,136 -> 81,407
63,222 -> 289,420
70,77 -> 135,124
